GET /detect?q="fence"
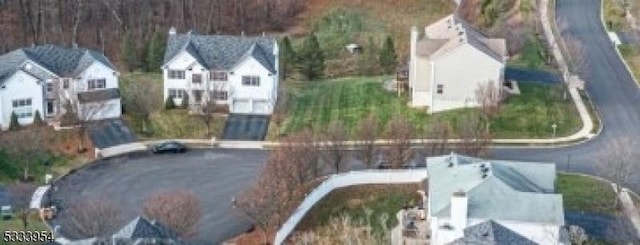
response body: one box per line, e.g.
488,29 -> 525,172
273,169 -> 428,245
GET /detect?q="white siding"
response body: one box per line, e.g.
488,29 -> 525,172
77,62 -> 119,92
0,71 -> 44,129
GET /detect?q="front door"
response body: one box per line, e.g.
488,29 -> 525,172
46,100 -> 55,117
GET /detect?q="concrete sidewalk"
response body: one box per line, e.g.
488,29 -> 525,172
619,189 -> 640,238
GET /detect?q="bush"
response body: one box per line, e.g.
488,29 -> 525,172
165,96 -> 176,110
33,110 -> 44,126
9,112 -> 20,130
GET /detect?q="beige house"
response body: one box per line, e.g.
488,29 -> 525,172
408,14 -> 507,114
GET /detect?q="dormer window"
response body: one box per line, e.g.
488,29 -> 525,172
210,71 -> 227,81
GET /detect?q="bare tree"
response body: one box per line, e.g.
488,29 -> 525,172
457,113 -> 491,157
322,120 -> 349,173
143,189 -> 203,239
563,34 -> 590,78
121,76 -> 161,134
7,182 -> 37,230
597,137 -> 640,208
475,80 -> 502,131
62,196 -> 126,238
356,115 -> 379,169
424,120 -> 451,156
63,99 -> 111,152
385,117 -> 414,169
196,99 -> 218,137
0,126 -> 48,180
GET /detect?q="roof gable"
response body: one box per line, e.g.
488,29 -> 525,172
163,32 -> 277,73
451,220 -> 538,245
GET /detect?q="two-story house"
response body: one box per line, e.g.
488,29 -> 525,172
0,45 -> 121,130
409,14 -> 507,114
162,28 -> 279,115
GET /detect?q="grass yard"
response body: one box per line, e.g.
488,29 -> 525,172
508,37 -> 554,71
618,44 -> 640,83
277,77 -> 581,139
0,212 -> 50,245
603,0 -> 629,32
556,174 -> 617,215
296,184 -> 422,236
120,72 -> 226,139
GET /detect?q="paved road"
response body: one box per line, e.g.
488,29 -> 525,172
493,0 -> 640,191
50,149 -> 267,244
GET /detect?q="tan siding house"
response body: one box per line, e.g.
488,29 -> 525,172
408,14 -> 507,114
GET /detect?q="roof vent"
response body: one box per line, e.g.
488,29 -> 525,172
169,27 -> 177,35
482,174 -> 488,178
481,167 -> 489,174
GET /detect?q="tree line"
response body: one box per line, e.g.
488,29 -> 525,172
0,0 -> 306,64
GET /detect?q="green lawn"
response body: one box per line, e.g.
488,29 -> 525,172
556,173 -> 617,215
0,212 -> 50,245
296,184 -> 422,236
278,77 -> 581,139
508,37 -> 553,71
618,44 -> 640,83
603,0 -> 628,32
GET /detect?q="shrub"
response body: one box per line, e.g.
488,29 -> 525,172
165,96 -> 176,110
8,112 -> 20,130
33,110 -> 44,126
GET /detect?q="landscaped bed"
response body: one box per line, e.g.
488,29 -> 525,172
276,77 -> 581,139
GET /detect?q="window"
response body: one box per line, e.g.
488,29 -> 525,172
12,98 -> 33,119
46,100 -> 55,116
193,90 -> 203,103
242,76 -> 260,86
213,91 -> 228,100
88,79 -> 106,90
168,89 -> 185,99
168,70 -> 185,79
437,84 -> 444,94
192,74 -> 202,84
46,82 -> 54,92
63,79 -> 70,89
210,71 -> 227,81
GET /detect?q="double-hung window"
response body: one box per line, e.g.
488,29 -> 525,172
168,70 -> 185,79
436,84 -> 444,94
88,79 -> 106,90
210,71 -> 227,81
46,82 -> 54,92
12,98 -> 33,119
213,91 -> 228,100
168,89 -> 185,99
241,76 -> 260,86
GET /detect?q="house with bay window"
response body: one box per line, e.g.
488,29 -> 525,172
0,44 -> 120,130
162,28 -> 279,115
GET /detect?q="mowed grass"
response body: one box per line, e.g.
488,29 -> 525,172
618,44 -> 640,83
280,77 -> 581,139
296,184 -> 422,236
556,174 -> 617,215
0,212 -> 50,245
603,0 -> 628,32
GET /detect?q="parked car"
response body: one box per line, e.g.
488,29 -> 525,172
151,141 -> 187,154
1,206 -> 13,219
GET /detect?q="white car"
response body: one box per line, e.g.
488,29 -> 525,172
1,205 -> 13,219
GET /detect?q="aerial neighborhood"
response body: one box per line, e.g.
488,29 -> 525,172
0,0 -> 639,245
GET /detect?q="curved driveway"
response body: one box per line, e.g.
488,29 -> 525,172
494,0 -> 640,191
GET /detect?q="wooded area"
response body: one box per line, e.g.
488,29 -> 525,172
0,0 -> 306,64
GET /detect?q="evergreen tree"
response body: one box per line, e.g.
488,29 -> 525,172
146,32 -> 166,72
165,96 -> 176,110
359,36 -> 380,76
297,33 -> 325,81
379,35 -> 398,74
9,112 -> 20,130
33,110 -> 44,126
280,36 -> 296,80
121,31 -> 140,72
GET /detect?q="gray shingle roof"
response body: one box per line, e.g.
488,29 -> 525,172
112,216 -> 180,240
163,31 -> 276,73
0,44 -> 116,85
450,220 -> 538,245
427,153 -> 564,225
77,88 -> 121,103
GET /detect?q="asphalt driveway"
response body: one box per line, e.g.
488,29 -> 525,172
88,119 -> 137,149
222,114 -> 270,141
50,149 -> 267,244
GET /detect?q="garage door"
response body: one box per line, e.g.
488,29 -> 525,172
252,100 -> 270,114
232,99 -> 251,114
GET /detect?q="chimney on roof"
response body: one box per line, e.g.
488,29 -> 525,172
262,32 -> 266,37
409,26 -> 419,91
169,27 -> 177,36
72,42 -> 78,48
241,31 -> 245,37
450,191 -> 468,233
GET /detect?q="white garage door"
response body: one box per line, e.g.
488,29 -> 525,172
232,99 -> 251,114
252,100 -> 270,115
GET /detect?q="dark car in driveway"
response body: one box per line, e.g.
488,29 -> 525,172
151,141 -> 187,154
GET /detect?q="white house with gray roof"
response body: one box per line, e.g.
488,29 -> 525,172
409,14 -> 507,114
162,28 -> 279,115
426,153 -> 566,245
0,44 -> 120,130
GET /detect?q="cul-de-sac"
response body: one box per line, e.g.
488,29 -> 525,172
1,0 -> 640,244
